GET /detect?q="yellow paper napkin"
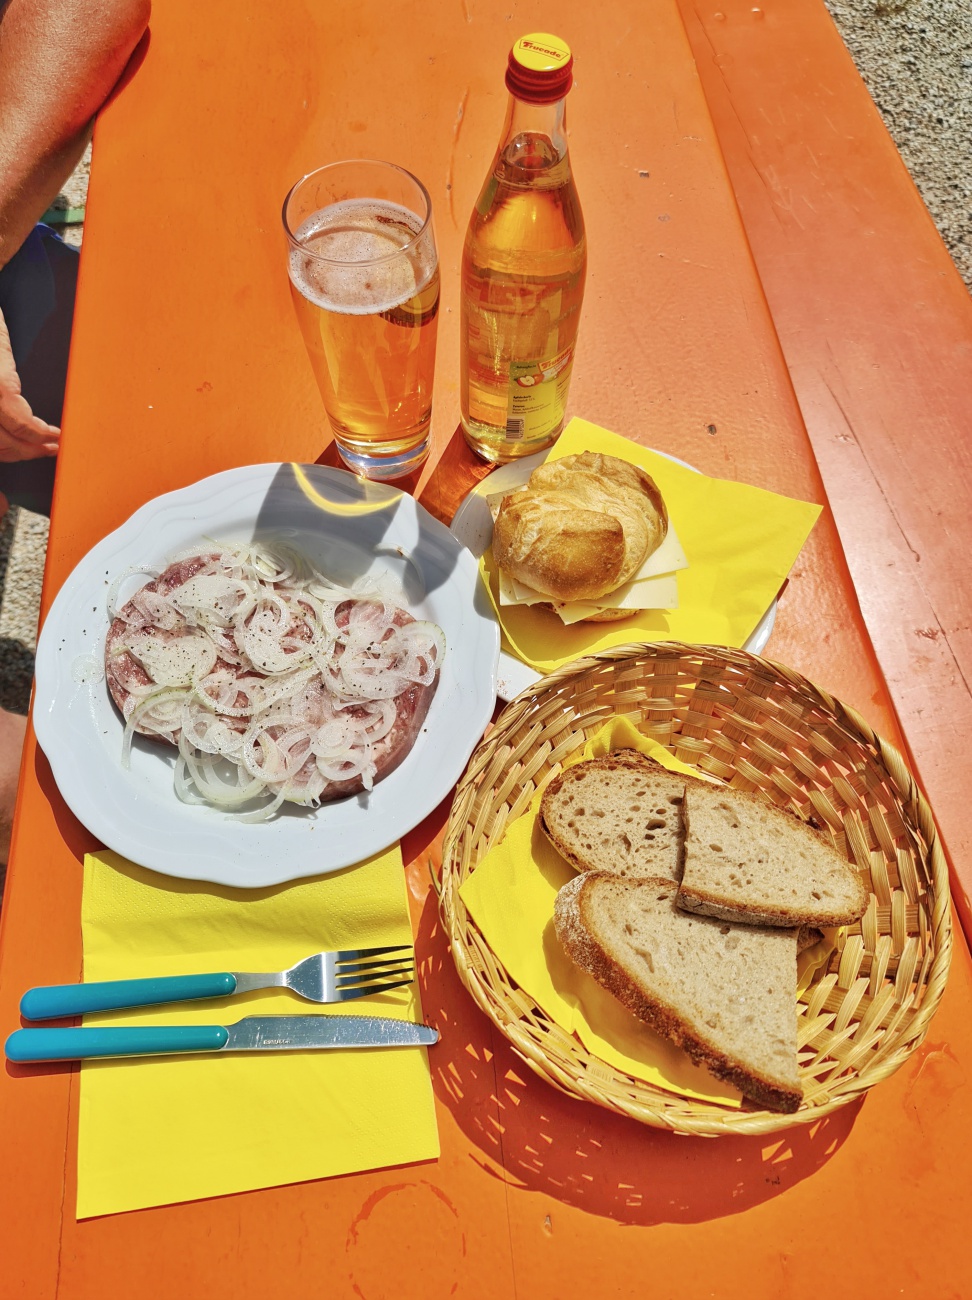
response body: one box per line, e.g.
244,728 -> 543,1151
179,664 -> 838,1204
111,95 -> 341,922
77,847 -> 438,1219
479,418 -> 822,673
459,717 -> 831,1108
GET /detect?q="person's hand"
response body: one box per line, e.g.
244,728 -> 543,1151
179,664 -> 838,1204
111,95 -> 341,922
0,302 -> 59,462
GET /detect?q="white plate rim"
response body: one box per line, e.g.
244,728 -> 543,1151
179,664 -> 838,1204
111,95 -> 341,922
449,447 -> 777,701
33,463 -> 500,888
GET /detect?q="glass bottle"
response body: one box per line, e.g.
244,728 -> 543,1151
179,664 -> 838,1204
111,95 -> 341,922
460,33 -> 586,463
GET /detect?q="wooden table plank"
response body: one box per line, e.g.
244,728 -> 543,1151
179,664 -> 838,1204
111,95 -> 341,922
678,0 -> 972,940
1,2 -> 970,1296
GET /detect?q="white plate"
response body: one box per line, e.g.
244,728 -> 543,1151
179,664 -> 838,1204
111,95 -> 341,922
450,449 -> 776,701
33,463 -> 500,888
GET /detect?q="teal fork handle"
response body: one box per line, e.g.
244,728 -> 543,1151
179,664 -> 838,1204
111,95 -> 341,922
19,972 -> 238,1021
5,1024 -> 229,1062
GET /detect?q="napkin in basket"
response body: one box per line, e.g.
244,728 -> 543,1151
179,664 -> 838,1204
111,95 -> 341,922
478,418 -> 822,673
459,717 -> 829,1108
77,847 -> 438,1219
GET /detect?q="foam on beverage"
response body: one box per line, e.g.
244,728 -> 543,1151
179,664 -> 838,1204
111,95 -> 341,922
289,200 -> 436,316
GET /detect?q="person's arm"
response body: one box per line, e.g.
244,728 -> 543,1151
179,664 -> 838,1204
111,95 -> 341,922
0,0 -> 151,267
0,308 -> 59,460
0,0 -> 150,458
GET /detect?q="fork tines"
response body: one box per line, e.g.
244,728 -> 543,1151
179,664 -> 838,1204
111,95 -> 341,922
336,944 -> 412,963
334,945 -> 415,1001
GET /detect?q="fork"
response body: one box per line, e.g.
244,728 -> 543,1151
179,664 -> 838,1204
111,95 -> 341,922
19,946 -> 415,1021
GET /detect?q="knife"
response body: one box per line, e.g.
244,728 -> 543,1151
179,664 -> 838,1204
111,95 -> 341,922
4,1015 -> 438,1063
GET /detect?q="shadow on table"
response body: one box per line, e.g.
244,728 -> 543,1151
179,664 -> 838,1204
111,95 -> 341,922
34,746 -> 101,868
250,461 -> 460,600
413,886 -> 863,1228
315,422 -> 495,531
416,424 -> 497,527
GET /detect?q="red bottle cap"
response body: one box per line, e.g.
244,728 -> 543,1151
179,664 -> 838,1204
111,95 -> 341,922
506,33 -> 573,105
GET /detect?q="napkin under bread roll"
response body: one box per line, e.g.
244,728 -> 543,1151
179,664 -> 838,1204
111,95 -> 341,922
492,452 -> 668,612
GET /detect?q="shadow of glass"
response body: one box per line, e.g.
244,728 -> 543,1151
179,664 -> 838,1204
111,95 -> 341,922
250,461 -> 461,598
414,887 -> 863,1227
418,424 -> 497,527
314,440 -> 426,501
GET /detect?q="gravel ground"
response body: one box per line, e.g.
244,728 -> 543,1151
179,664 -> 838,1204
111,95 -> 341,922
0,508 -> 48,712
0,143 -> 85,718
1,8 -> 971,718
43,139 -> 90,251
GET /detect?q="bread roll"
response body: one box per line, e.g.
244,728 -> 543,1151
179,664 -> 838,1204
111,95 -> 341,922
492,452 -> 668,605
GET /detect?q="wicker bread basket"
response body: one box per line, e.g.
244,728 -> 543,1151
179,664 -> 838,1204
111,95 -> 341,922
439,642 -> 952,1136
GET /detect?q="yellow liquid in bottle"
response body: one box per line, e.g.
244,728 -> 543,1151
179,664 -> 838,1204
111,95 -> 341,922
460,131 -> 586,462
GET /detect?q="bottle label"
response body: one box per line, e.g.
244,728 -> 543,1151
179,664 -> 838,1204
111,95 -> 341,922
505,345 -> 574,441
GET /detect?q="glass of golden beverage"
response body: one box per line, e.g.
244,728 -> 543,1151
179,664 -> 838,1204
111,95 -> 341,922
283,161 -> 440,479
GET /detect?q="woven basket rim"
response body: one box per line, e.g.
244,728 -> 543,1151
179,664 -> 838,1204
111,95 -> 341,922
439,641 -> 952,1137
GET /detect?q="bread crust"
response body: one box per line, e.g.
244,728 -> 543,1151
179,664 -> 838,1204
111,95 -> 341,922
554,873 -> 802,1113
676,890 -> 860,929
577,605 -> 640,624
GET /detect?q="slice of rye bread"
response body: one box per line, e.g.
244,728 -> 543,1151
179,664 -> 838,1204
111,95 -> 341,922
539,752 -> 686,882
554,872 -> 803,1113
797,925 -> 824,952
676,783 -> 868,929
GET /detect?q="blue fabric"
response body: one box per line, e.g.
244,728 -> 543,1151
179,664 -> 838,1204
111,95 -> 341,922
0,224 -> 78,515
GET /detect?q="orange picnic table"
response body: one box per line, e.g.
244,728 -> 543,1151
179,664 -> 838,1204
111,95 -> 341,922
2,1 -> 970,1296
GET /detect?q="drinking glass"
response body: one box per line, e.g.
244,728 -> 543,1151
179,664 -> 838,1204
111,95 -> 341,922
283,160 -> 439,479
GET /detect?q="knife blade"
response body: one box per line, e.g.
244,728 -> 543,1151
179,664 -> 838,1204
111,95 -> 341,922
4,1015 -> 439,1063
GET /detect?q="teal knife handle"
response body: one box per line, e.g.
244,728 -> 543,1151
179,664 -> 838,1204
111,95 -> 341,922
5,1024 -> 229,1062
20,972 -> 238,1021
